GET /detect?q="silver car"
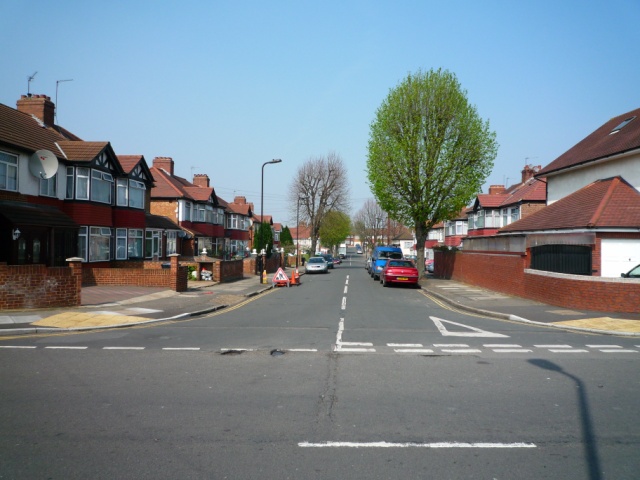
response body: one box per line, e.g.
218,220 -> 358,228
305,256 -> 329,274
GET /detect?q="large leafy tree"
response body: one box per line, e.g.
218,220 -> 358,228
367,68 -> 498,274
280,226 -> 294,253
255,222 -> 274,257
319,210 -> 351,254
289,152 -> 350,254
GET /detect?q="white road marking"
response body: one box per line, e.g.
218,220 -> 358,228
586,345 -> 622,348
103,347 -> 145,350
341,342 -> 374,346
162,347 -> 200,351
288,348 -> 318,352
534,345 -> 572,348
440,349 -> 482,353
299,441 -> 536,449
434,344 -> 469,347
394,349 -> 434,354
599,349 -> 637,353
549,349 -> 589,353
344,286 -> 348,294
45,346 -> 88,350
484,344 -> 522,348
388,343 -> 424,347
341,297 -> 347,310
0,345 -> 36,349
492,349 -> 533,353
430,316 -> 509,338
335,346 -> 377,353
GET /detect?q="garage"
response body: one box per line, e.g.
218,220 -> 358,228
600,238 -> 640,277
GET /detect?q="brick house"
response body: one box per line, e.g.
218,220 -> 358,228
467,165 -> 547,237
0,94 -> 168,267
498,107 -> 640,277
149,157 -> 225,257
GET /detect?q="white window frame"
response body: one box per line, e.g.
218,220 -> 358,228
39,175 -> 57,197
129,180 -> 145,209
78,226 -> 88,262
66,166 -> 74,199
76,167 -> 90,200
116,228 -> 127,260
0,151 -> 18,191
145,230 -> 162,259
91,170 -> 113,204
89,227 -> 111,262
116,178 -> 128,206
166,231 -> 177,255
127,229 -> 144,259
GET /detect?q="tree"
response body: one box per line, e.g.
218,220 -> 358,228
319,211 -> 351,253
367,68 -> 498,274
254,222 -> 274,257
352,198 -> 386,253
280,226 -> 294,253
289,152 -> 350,254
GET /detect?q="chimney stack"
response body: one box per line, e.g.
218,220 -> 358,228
193,174 -> 210,188
17,94 -> 55,126
521,165 -> 541,183
153,157 -> 174,175
488,185 -> 506,195
233,196 -> 247,204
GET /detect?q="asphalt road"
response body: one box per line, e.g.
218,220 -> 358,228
1,254 -> 638,479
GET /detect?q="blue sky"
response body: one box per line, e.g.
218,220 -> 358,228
2,1 -> 639,225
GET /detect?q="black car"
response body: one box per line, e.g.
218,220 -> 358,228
318,254 -> 335,269
621,264 -> 640,278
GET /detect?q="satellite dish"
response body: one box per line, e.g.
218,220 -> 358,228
29,150 -> 59,179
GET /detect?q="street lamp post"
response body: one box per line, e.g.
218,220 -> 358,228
296,196 -> 306,269
259,159 -> 282,281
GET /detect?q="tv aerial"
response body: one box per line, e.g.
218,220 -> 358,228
27,71 -> 37,95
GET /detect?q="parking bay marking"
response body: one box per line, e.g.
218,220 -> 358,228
299,441 -> 536,449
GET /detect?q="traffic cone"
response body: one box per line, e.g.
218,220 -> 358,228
291,268 -> 298,285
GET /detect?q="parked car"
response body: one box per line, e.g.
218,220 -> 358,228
425,258 -> 434,273
366,256 -> 373,273
370,246 -> 404,280
318,254 -> 335,269
380,259 -> 420,287
305,256 -> 329,274
621,264 -> 640,278
356,244 -> 363,254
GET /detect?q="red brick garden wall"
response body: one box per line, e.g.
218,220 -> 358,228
435,250 -> 640,313
0,262 -> 81,310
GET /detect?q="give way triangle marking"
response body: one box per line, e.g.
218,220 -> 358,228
430,316 -> 509,338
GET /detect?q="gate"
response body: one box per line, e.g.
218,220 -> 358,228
530,244 -> 592,275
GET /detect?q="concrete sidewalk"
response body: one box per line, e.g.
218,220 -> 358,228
0,270 -> 639,337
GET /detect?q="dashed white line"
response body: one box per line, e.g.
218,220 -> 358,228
535,345 -> 572,349
103,347 -> 145,350
0,345 -> 36,349
341,297 -> 347,310
394,349 -> 434,354
548,349 -> 589,353
483,344 -> 522,348
388,343 -> 424,348
434,344 -> 469,348
299,441 -> 536,449
440,349 -> 482,354
44,346 -> 88,350
599,349 -> 637,353
492,349 -> 533,353
162,347 -> 200,351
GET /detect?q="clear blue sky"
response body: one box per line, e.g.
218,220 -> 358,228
2,1 -> 639,225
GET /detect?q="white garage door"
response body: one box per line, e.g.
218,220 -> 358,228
601,239 -> 640,277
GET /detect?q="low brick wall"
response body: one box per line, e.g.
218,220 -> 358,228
0,262 -> 81,310
213,259 -> 244,283
436,250 -> 640,313
82,255 -> 187,292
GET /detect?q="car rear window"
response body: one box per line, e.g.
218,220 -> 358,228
389,260 -> 413,267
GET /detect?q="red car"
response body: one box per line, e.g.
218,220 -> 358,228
379,259 -> 420,287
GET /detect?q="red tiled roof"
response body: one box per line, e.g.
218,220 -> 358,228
500,178 -> 547,205
476,193 -> 509,208
499,176 -> 640,232
150,166 -> 217,203
57,140 -> 109,161
118,155 -> 144,174
0,103 -> 78,154
538,107 -> 640,176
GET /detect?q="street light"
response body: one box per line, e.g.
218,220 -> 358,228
296,196 -> 307,269
259,159 -> 282,281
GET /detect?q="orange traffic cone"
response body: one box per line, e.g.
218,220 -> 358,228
291,268 -> 299,285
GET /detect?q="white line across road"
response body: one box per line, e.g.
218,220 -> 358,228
299,441 -> 536,449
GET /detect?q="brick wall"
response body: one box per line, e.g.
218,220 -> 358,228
0,262 -> 81,310
150,200 -> 178,222
81,255 -> 187,292
435,249 -> 640,313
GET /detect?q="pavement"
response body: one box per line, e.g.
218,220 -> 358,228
1,268 -> 639,337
